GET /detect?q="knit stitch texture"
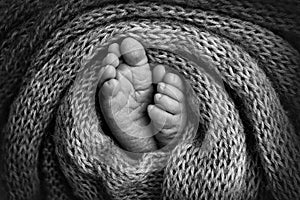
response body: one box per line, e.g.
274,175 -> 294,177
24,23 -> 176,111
0,0 -> 299,200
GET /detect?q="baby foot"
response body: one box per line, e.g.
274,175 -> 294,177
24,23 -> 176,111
148,65 -> 187,147
98,37 -> 157,153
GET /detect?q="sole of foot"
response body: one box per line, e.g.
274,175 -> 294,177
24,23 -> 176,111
98,37 -> 158,153
148,64 -> 188,147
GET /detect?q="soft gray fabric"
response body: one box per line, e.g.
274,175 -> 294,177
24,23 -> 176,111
0,0 -> 299,199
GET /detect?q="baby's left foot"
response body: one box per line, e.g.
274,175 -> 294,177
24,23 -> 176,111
98,37 -> 157,153
148,65 -> 188,147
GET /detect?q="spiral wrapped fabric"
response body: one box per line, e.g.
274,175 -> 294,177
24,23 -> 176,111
0,0 -> 300,200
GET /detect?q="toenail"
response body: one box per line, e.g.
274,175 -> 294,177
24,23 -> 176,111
148,105 -> 154,111
105,81 -> 112,87
159,82 -> 165,90
103,65 -> 112,72
156,93 -> 162,101
103,65 -> 109,69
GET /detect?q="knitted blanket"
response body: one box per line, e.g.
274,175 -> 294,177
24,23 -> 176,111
0,0 -> 300,199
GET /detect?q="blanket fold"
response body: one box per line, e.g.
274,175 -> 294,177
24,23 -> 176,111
0,0 -> 299,200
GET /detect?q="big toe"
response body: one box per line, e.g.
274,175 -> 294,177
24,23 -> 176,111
120,37 -> 148,66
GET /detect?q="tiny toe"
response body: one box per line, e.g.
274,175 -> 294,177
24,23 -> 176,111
101,79 -> 120,97
147,104 -> 177,129
108,43 -> 121,58
120,37 -> 148,66
163,73 -> 185,91
154,93 -> 182,114
157,82 -> 184,102
102,53 -> 120,67
152,64 -> 166,84
98,65 -> 116,87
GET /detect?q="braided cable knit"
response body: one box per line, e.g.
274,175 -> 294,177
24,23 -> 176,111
0,1 -> 299,200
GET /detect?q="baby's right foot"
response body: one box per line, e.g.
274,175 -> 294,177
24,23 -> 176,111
148,65 -> 188,147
